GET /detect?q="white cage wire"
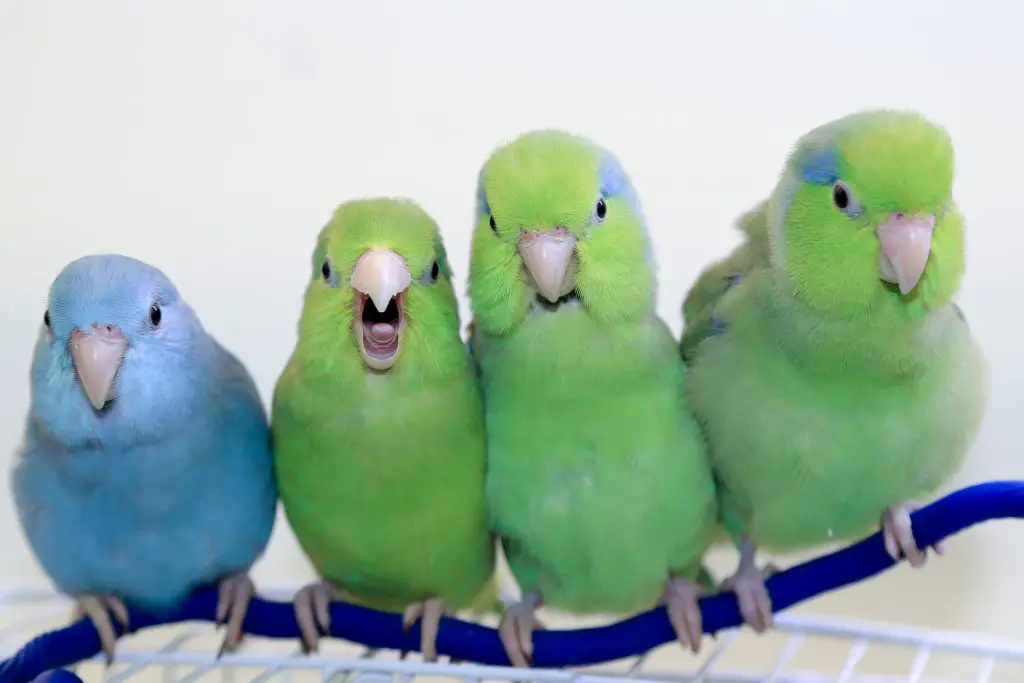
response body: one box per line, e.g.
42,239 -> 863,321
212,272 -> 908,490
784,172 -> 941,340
3,586 -> 1024,683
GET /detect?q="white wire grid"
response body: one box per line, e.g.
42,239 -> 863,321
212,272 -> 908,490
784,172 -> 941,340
2,586 -> 1024,683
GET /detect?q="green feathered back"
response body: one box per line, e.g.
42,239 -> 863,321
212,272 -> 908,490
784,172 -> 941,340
682,110 -> 988,551
681,202 -> 769,362
470,131 -> 717,613
272,198 -> 496,612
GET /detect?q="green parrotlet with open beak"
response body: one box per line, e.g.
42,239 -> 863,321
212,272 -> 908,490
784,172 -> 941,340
272,198 -> 498,661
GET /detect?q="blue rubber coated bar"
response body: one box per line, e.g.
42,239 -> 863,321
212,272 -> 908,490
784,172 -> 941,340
4,480 -> 1023,683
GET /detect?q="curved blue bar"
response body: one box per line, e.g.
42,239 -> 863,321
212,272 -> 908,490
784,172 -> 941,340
5,480 -> 1023,683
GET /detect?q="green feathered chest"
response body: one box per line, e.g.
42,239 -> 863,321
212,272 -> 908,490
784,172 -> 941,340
686,298 -> 988,553
475,306 -> 717,612
270,358 -> 493,609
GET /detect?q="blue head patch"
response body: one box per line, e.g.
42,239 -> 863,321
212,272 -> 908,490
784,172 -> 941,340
772,142 -> 841,231
597,150 -> 652,267
798,145 -> 840,186
598,153 -> 641,213
476,169 -> 490,217
474,147 -> 645,219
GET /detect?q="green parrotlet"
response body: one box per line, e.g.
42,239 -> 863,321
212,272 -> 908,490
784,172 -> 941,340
272,198 -> 497,660
469,130 -> 718,666
681,109 -> 988,633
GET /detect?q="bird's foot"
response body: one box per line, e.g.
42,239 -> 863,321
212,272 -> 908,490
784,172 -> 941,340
401,597 -> 454,662
75,594 -> 129,665
882,499 -> 945,568
215,572 -> 255,656
293,579 -> 344,654
721,561 -> 777,634
497,591 -> 545,668
662,576 -> 705,654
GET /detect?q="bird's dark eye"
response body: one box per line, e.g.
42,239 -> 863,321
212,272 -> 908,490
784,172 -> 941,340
422,260 -> 441,284
43,310 -> 51,328
489,215 -> 498,232
149,304 -> 162,327
832,183 -> 850,210
831,181 -> 863,217
321,259 -> 332,281
595,196 -> 607,221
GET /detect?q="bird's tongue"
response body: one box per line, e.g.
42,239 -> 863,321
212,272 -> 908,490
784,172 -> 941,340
363,322 -> 398,355
369,323 -> 396,343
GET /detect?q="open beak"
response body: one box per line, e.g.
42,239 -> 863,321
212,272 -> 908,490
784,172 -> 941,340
518,227 -> 577,303
70,325 -> 128,410
350,248 -> 412,371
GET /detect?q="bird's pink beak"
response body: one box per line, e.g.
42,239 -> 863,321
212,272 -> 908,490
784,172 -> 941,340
70,325 -> 128,410
876,212 -> 936,295
518,227 -> 577,303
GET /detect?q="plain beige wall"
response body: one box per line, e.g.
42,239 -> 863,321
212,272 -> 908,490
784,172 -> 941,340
2,0 -> 1024,675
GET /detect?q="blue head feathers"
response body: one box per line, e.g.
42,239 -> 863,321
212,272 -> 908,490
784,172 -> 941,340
474,131 -> 645,225
597,151 -> 643,217
32,254 -> 211,447
797,145 -> 840,186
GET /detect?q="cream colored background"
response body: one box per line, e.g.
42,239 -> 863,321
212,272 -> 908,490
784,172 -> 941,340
2,0 -> 1023,675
